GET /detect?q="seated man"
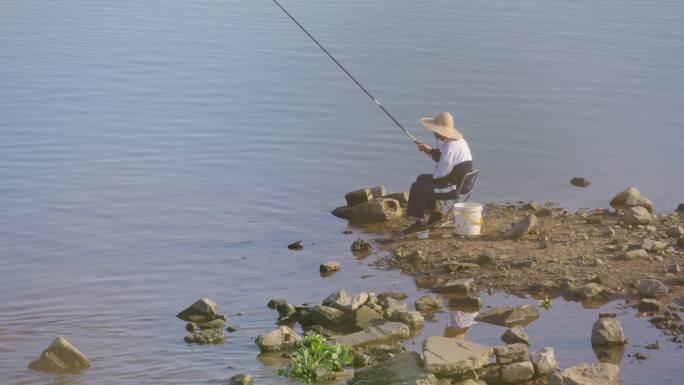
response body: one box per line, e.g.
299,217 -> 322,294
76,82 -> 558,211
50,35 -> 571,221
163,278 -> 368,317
403,112 -> 474,234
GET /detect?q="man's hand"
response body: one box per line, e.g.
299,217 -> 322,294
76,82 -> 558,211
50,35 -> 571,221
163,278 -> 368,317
415,140 -> 432,153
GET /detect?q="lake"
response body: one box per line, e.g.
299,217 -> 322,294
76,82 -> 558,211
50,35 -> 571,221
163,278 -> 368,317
1,0 -> 682,384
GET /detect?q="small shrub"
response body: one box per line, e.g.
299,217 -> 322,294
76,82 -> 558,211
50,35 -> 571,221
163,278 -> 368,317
277,334 -> 353,383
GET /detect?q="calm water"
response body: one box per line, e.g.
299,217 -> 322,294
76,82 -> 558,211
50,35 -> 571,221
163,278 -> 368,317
1,0 -> 683,384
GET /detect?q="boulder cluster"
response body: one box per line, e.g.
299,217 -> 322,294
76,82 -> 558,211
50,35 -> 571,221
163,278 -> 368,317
177,298 -> 228,344
332,185 -> 406,223
256,289 -> 425,355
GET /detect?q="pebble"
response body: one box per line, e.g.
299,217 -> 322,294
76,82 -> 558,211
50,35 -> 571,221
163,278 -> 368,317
288,240 -> 304,250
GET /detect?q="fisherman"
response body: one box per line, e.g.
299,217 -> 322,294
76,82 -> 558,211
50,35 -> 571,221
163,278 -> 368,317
402,112 -> 474,234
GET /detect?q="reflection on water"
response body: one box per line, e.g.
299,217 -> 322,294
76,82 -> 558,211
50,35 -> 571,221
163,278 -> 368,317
593,344 -> 626,366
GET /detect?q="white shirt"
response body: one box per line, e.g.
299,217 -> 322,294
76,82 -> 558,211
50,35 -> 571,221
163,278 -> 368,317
433,139 -> 473,179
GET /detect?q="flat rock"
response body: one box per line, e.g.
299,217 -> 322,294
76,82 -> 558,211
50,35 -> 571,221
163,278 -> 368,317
308,305 -> 348,328
501,326 -> 529,345
495,214 -> 538,240
323,289 -> 369,313
348,351 -> 437,385
28,337 -> 90,373
354,305 -> 385,330
637,279 -> 668,298
476,304 -> 539,327
177,297 -> 225,323
255,325 -> 301,352
549,363 -> 620,385
501,361 -> 535,383
432,278 -> 475,294
422,336 -> 493,375
531,347 -> 559,376
332,322 -> 410,347
415,295 -> 444,313
449,296 -> 483,310
184,329 -> 225,344
591,317 -> 626,346
580,283 -> 614,299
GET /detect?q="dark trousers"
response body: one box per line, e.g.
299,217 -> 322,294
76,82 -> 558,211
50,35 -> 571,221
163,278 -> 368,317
407,174 -> 437,219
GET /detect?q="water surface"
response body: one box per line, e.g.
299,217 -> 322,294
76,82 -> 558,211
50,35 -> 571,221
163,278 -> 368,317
1,0 -> 683,384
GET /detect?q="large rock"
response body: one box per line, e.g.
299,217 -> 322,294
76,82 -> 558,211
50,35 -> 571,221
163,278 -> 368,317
184,329 -> 225,344
609,187 -> 653,213
476,304 -> 539,327
255,325 -> 301,352
495,214 -> 538,240
332,322 -> 410,347
323,289 -> 369,313
591,315 -> 626,346
531,347 -> 559,376
501,361 -> 535,383
622,206 -> 653,225
320,261 -> 341,275
501,326 -> 529,345
549,363 -> 620,385
637,279 -> 668,298
432,278 -> 475,294
28,337 -> 90,373
390,310 -> 425,328
415,295 -> 444,313
348,351 -> 437,385
337,198 -> 402,223
177,298 -> 225,323
422,336 -> 493,376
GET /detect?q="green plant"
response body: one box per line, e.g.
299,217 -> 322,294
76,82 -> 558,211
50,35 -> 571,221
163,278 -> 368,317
538,296 -> 554,310
277,333 -> 353,383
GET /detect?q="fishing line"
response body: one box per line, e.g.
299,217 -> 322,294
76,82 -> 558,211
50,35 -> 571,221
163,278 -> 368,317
272,0 -> 418,142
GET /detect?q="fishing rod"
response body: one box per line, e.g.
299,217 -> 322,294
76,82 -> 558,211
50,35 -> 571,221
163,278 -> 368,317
272,0 -> 418,142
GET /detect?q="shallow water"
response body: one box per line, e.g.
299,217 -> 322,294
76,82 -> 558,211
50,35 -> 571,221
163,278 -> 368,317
1,0 -> 683,384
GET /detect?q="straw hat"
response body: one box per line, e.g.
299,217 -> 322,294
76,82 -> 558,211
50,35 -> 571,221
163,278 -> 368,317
420,112 -> 463,140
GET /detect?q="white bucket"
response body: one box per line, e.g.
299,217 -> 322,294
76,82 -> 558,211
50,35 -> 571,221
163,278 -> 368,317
453,202 -> 484,236
416,229 -> 429,240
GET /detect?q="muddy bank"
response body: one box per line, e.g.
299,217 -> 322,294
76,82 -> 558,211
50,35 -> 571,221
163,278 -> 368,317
359,203 -> 682,307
